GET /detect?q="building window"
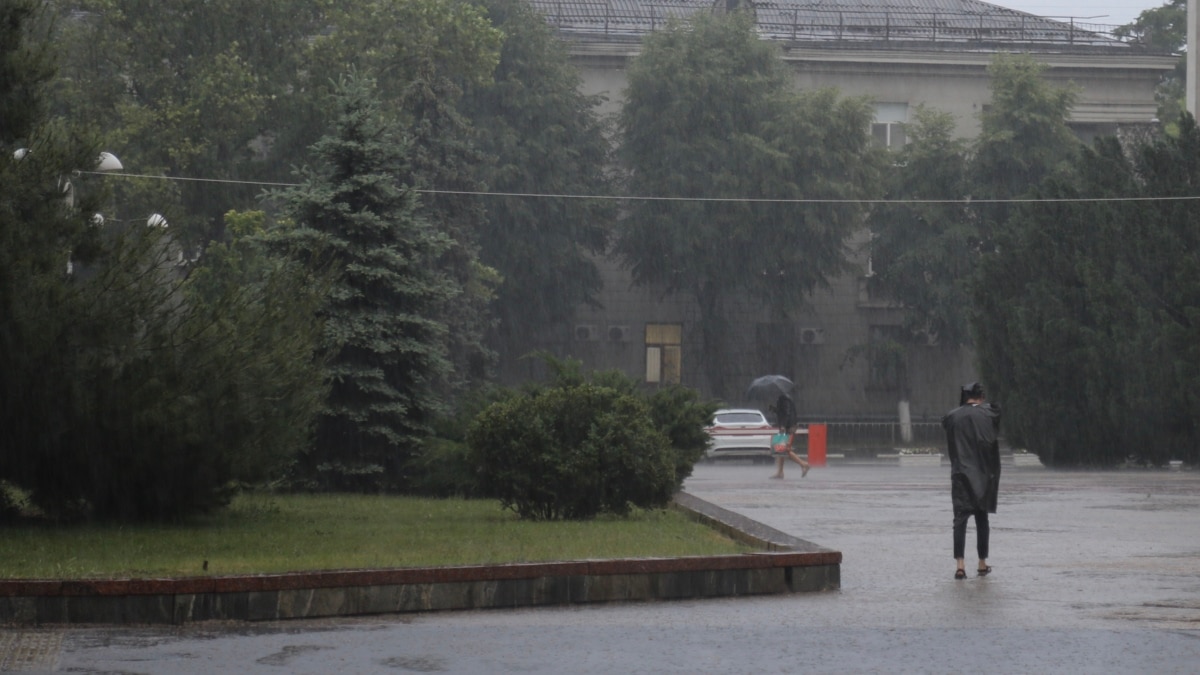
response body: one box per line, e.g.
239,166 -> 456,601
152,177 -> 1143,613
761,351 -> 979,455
872,122 -> 907,148
645,323 -> 681,384
872,102 -> 908,149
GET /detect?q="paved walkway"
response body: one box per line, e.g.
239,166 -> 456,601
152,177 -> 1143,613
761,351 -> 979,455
3,463 -> 1199,673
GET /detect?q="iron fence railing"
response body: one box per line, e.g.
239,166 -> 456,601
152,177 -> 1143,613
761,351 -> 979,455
532,3 -> 1127,49
807,421 -> 945,451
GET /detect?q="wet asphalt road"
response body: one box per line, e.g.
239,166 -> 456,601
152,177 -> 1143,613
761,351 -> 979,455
4,462 -> 1199,674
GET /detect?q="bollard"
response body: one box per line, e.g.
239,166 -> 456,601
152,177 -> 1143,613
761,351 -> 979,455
807,423 -> 827,467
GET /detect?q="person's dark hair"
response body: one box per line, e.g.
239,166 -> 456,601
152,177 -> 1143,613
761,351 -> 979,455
775,394 -> 796,431
959,382 -> 984,405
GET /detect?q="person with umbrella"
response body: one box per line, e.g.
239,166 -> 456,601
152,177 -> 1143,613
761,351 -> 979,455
768,393 -> 810,479
747,376 -> 810,479
943,381 -> 1001,579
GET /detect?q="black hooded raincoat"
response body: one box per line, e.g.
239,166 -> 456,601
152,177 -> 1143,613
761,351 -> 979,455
942,402 -> 1002,513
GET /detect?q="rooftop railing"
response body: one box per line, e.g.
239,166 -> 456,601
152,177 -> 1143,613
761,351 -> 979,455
531,2 -> 1129,49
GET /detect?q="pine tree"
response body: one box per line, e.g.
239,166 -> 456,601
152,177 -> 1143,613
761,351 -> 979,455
276,73 -> 459,491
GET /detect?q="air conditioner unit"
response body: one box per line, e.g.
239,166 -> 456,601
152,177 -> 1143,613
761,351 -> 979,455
608,325 -> 632,342
574,324 -> 599,341
799,327 -> 825,345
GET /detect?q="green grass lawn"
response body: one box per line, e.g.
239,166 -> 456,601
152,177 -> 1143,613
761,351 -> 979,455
0,493 -> 752,579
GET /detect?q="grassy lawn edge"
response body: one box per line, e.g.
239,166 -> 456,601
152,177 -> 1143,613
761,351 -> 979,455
0,493 -> 755,580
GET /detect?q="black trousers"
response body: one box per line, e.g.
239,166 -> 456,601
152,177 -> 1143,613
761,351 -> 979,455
952,476 -> 990,560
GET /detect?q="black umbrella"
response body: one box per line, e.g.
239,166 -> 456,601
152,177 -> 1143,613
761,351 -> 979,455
745,374 -> 795,402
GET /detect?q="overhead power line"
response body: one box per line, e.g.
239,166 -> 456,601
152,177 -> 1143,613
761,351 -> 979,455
81,171 -> 1200,204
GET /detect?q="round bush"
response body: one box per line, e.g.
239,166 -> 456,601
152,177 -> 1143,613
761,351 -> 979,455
467,385 -> 675,520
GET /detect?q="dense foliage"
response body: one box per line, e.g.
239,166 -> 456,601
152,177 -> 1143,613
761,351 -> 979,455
1114,0 -> 1186,135
867,105 -> 974,349
617,11 -> 881,398
1,0 -> 327,519
11,0 -> 1198,506
461,0 -> 615,368
873,52 -> 1200,467
415,355 -> 715,501
21,0 -> 623,501
973,120 -> 1200,468
51,0 -> 329,243
272,74 -> 459,492
467,384 -> 677,520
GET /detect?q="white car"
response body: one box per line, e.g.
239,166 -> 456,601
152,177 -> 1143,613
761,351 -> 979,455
705,408 -> 777,461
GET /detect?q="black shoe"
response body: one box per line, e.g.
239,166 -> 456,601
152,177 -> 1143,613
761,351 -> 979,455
954,569 -> 967,580
977,566 -> 992,577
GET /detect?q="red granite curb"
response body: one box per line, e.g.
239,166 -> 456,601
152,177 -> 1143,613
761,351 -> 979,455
0,551 -> 839,599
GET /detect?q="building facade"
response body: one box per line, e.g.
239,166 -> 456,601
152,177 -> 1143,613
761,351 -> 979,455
511,0 -> 1176,420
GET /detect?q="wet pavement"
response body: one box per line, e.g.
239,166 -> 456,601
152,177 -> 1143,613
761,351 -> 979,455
3,462 -> 1199,673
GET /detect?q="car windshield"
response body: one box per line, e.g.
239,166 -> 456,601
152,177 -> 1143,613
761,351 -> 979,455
714,412 -> 764,425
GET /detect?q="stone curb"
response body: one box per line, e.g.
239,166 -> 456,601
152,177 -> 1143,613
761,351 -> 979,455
0,492 -> 840,625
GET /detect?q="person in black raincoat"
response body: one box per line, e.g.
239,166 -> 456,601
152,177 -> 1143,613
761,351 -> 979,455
942,382 -> 1001,580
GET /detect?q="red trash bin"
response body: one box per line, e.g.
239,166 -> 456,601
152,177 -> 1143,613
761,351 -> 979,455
807,423 -> 827,467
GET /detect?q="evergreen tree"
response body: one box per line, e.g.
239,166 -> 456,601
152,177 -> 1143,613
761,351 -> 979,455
305,0 -> 505,393
275,73 -> 459,492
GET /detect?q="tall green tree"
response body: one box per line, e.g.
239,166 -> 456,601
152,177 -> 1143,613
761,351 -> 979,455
274,74 -> 459,492
973,139 -> 1140,466
50,0 -> 328,243
1114,0 -> 1186,49
3,0 -> 327,519
970,119 -> 1200,468
1123,115 -> 1200,467
617,11 -> 879,397
306,0 -> 505,392
1115,0 -> 1187,135
460,0 -> 615,371
971,53 -> 1082,429
971,54 -> 1081,204
2,0 -> 102,511
868,105 -> 974,349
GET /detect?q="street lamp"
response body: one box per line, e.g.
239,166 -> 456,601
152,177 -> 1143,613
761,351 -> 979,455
10,149 -> 125,208
95,152 -> 123,172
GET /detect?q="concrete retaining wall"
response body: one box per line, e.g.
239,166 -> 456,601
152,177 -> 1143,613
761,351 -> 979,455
0,492 -> 840,625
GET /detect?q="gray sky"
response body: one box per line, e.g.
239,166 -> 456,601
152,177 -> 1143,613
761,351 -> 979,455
991,0 -> 1163,28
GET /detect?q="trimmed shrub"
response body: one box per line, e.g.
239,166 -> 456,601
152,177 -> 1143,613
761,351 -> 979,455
529,354 -> 718,489
467,384 -> 675,520
405,437 -> 479,498
644,385 -> 718,488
